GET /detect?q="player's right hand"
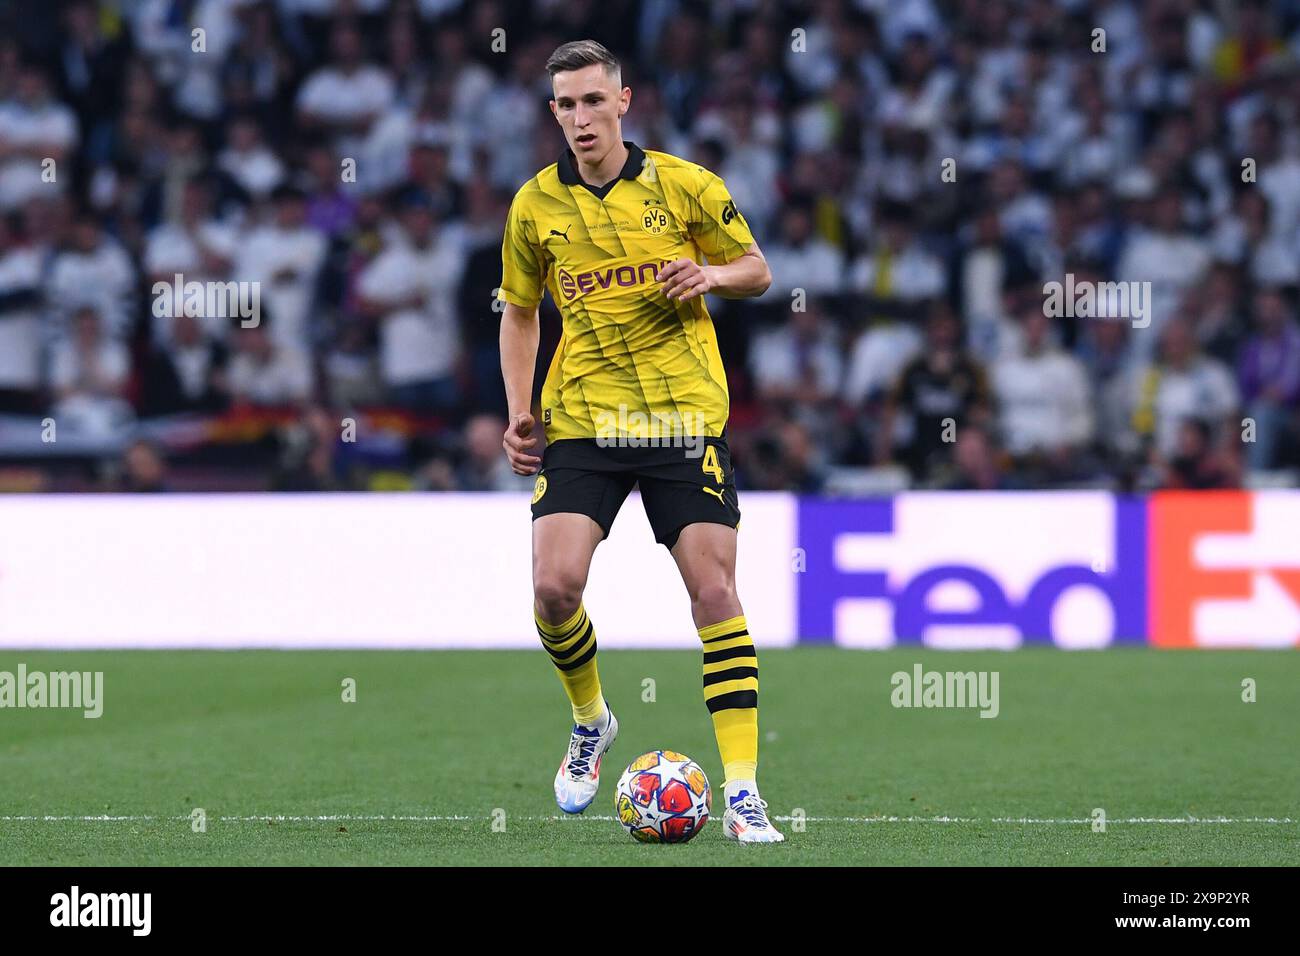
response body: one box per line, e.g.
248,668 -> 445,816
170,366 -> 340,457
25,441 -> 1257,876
503,412 -> 542,475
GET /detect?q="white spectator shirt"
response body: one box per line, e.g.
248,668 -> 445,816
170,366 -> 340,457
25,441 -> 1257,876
1117,229 -> 1211,358
359,108 -> 419,195
0,245 -> 45,388
146,220 -> 242,344
46,239 -> 137,341
1145,357 -> 1239,458
960,247 -> 1006,352
998,191 -> 1054,246
227,346 -> 313,406
876,70 -> 955,134
0,99 -> 78,210
296,65 -> 395,127
481,81 -> 541,189
446,62 -> 497,133
848,244 -> 945,302
842,323 -> 923,405
357,233 -> 465,386
749,325 -> 843,398
783,20 -> 839,93
961,243 -> 1026,364
761,240 -> 845,301
969,46 -> 1023,125
1250,234 -> 1300,287
1259,156 -> 1300,242
234,225 -> 327,351
49,338 -> 131,394
217,146 -> 286,201
170,342 -> 218,401
992,347 -> 1094,455
145,219 -> 240,275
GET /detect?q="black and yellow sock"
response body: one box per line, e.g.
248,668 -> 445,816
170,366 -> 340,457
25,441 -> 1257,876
698,614 -> 758,783
535,604 -> 604,724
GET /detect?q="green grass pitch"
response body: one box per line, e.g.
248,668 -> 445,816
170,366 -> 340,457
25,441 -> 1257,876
1,648 -> 1296,866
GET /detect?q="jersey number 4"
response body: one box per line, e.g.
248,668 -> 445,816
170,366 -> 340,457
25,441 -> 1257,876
701,445 -> 724,484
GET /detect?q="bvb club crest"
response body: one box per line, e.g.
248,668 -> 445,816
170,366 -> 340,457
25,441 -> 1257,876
532,474 -> 548,504
641,203 -> 670,236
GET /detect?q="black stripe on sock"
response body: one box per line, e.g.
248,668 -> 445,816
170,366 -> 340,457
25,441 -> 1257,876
702,644 -> 756,665
700,627 -> 749,645
705,689 -> 758,713
543,623 -> 594,661
702,665 -> 758,688
537,611 -> 588,645
554,639 -> 598,672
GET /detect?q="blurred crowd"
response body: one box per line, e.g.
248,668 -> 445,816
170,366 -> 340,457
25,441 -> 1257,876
0,0 -> 1299,493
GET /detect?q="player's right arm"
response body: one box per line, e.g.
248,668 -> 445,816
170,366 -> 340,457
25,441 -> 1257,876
500,301 -> 541,475
498,188 -> 548,475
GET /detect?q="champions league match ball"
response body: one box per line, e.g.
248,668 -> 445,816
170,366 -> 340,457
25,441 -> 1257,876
614,750 -> 711,844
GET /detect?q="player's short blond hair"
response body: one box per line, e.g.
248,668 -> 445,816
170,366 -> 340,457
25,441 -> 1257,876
546,39 -> 621,85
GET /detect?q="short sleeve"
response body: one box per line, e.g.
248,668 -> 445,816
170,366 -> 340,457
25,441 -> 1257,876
688,170 -> 755,265
357,251 -> 396,302
498,191 -> 547,308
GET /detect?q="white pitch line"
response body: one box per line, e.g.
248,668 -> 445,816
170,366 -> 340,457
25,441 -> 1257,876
0,814 -> 1293,824
781,816 -> 1297,824
0,815 -> 164,822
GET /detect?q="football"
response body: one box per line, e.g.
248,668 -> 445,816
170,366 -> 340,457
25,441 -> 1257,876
614,750 -> 712,843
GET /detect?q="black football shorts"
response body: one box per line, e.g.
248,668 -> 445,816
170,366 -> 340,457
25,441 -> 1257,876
530,433 -> 741,550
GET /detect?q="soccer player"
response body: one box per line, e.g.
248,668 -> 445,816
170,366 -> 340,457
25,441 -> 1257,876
498,40 -> 783,842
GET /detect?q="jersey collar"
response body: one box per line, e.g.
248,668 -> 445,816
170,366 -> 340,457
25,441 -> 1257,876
557,140 -> 645,199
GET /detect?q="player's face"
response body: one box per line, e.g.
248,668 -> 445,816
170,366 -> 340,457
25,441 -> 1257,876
550,64 -> 630,161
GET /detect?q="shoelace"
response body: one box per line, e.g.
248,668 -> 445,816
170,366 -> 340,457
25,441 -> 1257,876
565,728 -> 601,778
730,794 -> 773,827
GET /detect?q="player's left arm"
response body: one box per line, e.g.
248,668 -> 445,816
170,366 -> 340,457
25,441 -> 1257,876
659,169 -> 771,302
659,243 -> 771,302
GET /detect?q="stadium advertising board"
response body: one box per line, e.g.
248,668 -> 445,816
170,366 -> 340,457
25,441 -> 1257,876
0,492 -> 1295,648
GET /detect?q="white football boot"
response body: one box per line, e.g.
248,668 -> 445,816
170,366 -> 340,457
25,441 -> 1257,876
723,787 -> 786,843
553,707 -> 618,814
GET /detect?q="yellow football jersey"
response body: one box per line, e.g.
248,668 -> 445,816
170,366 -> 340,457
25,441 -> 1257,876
499,141 -> 755,442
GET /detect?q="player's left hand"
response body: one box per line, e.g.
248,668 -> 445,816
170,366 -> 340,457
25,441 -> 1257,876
657,259 -> 714,302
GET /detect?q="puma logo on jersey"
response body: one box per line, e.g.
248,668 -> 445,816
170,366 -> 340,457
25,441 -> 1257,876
548,225 -> 572,243
702,486 -> 727,504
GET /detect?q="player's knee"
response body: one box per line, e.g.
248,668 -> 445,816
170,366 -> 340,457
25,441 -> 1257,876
689,578 -> 738,619
533,573 -> 585,623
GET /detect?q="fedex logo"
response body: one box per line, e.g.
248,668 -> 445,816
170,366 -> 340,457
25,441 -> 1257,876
796,495 -> 1147,648
1151,492 -> 1300,647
